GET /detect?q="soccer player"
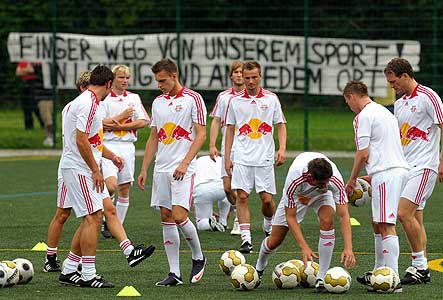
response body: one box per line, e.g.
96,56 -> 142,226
209,60 -> 245,235
254,152 -> 355,293
384,58 -> 443,284
224,60 -> 287,254
137,58 -> 207,287
101,65 -> 150,237
193,155 -> 231,232
343,80 -> 409,293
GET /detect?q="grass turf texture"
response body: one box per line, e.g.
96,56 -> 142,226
0,157 -> 442,299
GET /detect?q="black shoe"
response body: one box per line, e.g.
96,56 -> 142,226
190,256 -> 206,283
209,216 -> 225,232
59,271 -> 82,286
256,269 -> 264,287
239,241 -> 253,254
155,272 -> 183,287
80,274 -> 115,288
401,266 -> 430,285
101,221 -> 112,238
314,278 -> 328,293
44,254 -> 61,272
357,271 -> 372,286
127,244 -> 155,267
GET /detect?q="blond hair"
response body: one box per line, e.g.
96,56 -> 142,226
75,71 -> 91,92
112,64 -> 131,76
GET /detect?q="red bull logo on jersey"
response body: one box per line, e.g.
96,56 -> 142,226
157,122 -> 193,145
238,118 -> 272,139
88,128 -> 104,152
400,122 -> 430,146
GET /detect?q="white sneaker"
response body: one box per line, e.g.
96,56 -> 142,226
230,220 -> 241,235
43,136 -> 54,147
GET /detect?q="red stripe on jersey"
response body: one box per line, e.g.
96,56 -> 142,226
183,88 -> 206,125
417,86 -> 443,123
329,176 -> 346,204
78,174 -> 93,214
85,101 -> 98,134
415,169 -> 430,205
286,175 -> 306,208
353,115 -> 360,149
210,89 -> 231,116
223,96 -> 236,127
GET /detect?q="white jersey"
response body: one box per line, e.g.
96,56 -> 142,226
59,90 -> 105,174
210,88 -> 242,156
353,101 -> 409,175
194,155 -> 223,186
151,87 -> 207,173
102,90 -> 150,143
225,87 -> 286,166
283,152 -> 347,209
57,101 -> 73,180
395,84 -> 443,172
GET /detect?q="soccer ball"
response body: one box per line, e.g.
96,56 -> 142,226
230,264 -> 260,291
13,258 -> 34,284
348,178 -> 372,207
272,261 -> 300,289
219,250 -> 246,275
0,261 -> 19,287
0,265 -> 8,288
370,266 -> 400,293
323,266 -> 352,293
287,259 -> 304,271
299,261 -> 319,288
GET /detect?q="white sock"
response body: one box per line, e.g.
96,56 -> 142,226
62,251 -> 81,274
196,218 -> 211,231
256,237 -> 276,272
116,196 -> 129,224
218,198 -> 231,227
382,235 -> 399,274
240,223 -> 251,243
81,256 -> 96,281
411,251 -> 428,270
318,229 -> 335,279
163,222 -> 181,277
119,239 -> 134,257
374,233 -> 385,270
178,218 -> 204,260
263,216 -> 272,233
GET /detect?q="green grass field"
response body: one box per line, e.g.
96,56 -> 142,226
0,156 -> 442,299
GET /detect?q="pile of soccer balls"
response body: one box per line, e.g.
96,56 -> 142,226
0,258 -> 34,288
219,250 -> 260,291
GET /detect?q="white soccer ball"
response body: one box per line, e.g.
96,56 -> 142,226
230,263 -> 260,291
348,178 -> 372,207
0,261 -> 19,287
323,266 -> 352,293
13,258 -> 34,284
219,250 -> 246,275
298,261 -> 319,288
0,264 -> 8,288
272,261 -> 300,289
370,266 -> 400,293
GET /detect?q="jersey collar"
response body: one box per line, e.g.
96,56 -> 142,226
165,86 -> 184,100
402,84 -> 419,99
242,87 -> 264,99
110,90 -> 128,97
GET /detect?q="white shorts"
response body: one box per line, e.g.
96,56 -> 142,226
102,142 -> 135,185
272,192 -> 335,226
151,171 -> 195,211
401,167 -> 437,211
231,163 -> 276,195
56,178 -> 72,209
61,169 -> 108,218
193,181 -> 229,220
371,167 -> 408,224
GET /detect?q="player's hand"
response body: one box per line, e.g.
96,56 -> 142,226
209,145 -> 218,162
103,119 -> 122,131
300,245 -> 318,268
225,158 -> 233,177
137,172 -> 147,191
340,249 -> 356,268
345,178 -> 357,196
112,156 -> 124,172
92,170 -> 105,193
173,161 -> 189,181
275,149 -> 286,166
121,107 -> 134,119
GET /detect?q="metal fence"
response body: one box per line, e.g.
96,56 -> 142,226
1,0 -> 442,150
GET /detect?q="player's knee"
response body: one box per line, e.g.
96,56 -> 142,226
57,212 -> 70,224
319,218 -> 334,231
237,194 -> 249,204
266,236 -> 282,250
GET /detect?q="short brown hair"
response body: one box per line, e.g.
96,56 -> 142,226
243,61 -> 261,75
230,61 -> 243,77
308,158 -> 333,181
75,71 -> 91,92
89,65 -> 113,86
343,80 -> 368,97
151,58 -> 178,75
384,58 -> 414,78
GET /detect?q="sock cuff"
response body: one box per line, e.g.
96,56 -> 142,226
119,239 -> 132,249
117,196 -> 129,204
68,251 -> 81,262
178,218 -> 190,227
320,229 -> 335,239
239,223 -> 250,230
82,256 -> 96,264
382,235 -> 398,241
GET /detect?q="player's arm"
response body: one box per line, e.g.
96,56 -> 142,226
275,122 -> 287,166
76,129 -> 104,192
173,123 -> 206,181
285,206 -> 318,267
137,127 -> 158,191
438,123 -> 443,182
209,116 -> 221,162
102,145 -> 124,171
224,124 -> 235,176
102,106 -> 135,129
336,203 -> 356,268
345,147 -> 368,195
108,119 -> 147,131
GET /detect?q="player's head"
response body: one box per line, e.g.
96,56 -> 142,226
242,61 -> 261,92
152,58 -> 179,94
230,61 -> 244,87
307,158 -> 333,188
89,65 -> 114,99
112,65 -> 131,92
343,80 -> 368,114
384,58 -> 415,96
75,71 -> 91,93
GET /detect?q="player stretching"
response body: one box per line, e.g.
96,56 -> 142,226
255,152 -> 355,293
385,58 -> 443,284
138,58 -> 207,286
